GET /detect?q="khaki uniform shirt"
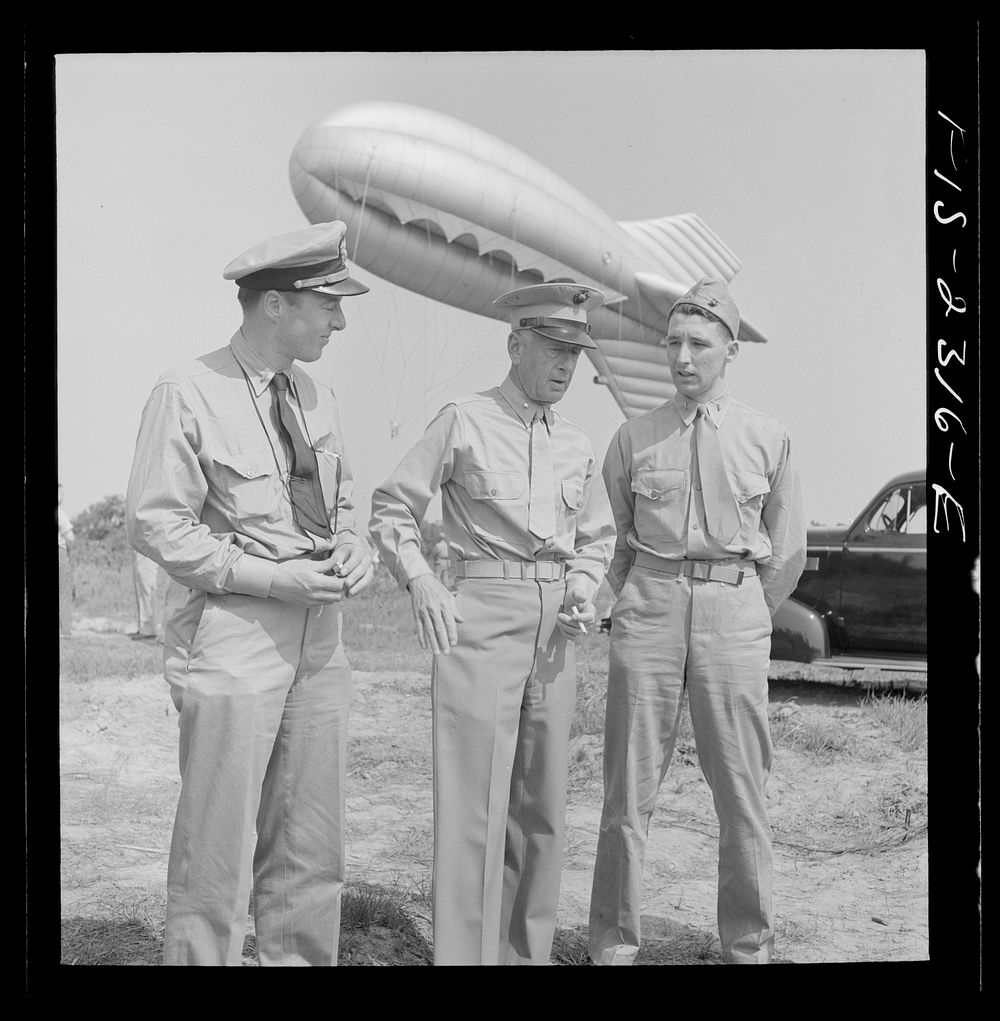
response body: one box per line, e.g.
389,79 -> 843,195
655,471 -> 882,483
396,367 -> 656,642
603,389 -> 806,615
370,377 -> 615,604
126,330 -> 362,597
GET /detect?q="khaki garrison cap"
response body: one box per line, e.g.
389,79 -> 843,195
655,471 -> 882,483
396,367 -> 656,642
668,276 -> 740,341
223,221 -> 370,296
494,282 -> 605,349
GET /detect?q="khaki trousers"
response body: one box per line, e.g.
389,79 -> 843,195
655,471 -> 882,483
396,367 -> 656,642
161,590 -> 351,966
588,562 -> 774,964
133,552 -> 170,637
431,578 -> 576,965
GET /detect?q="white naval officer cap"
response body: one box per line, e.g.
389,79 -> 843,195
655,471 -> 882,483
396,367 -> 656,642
223,221 -> 370,296
493,282 -> 605,349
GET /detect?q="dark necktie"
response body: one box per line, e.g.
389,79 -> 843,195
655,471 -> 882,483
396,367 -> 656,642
694,403 -> 740,543
270,371 -> 332,540
528,408 -> 557,539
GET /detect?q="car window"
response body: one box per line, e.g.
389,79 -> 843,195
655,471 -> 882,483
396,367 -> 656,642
865,484 -> 927,535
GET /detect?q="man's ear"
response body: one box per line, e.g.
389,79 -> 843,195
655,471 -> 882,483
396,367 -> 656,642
725,340 -> 740,365
507,332 -> 522,364
262,289 -> 284,321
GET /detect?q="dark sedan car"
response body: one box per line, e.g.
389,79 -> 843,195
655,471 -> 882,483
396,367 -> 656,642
770,469 -> 927,669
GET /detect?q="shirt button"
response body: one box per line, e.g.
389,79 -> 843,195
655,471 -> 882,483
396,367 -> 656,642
691,523 -> 699,531
695,483 -> 702,491
247,470 -> 256,478
491,488 -> 497,496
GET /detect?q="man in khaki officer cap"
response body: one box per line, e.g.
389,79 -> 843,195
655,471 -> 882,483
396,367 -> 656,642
588,277 -> 806,965
370,282 -> 616,965
127,221 -> 374,966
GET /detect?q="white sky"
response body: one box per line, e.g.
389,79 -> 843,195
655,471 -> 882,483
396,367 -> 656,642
55,50 -> 926,527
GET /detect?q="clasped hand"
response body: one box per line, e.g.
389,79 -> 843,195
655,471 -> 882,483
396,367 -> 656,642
269,543 -> 374,606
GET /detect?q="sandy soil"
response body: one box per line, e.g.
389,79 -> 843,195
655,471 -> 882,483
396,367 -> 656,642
59,621 -> 928,966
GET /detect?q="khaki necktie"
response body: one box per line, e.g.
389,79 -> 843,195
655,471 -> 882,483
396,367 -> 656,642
528,409 -> 557,539
694,402 -> 740,543
270,371 -> 332,540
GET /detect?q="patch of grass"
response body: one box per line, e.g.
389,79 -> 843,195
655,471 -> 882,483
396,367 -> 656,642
60,634 -> 163,683
66,537 -> 135,621
338,882 -> 433,966
341,882 -> 414,931
863,692 -> 927,751
769,711 -> 855,760
61,894 -> 164,965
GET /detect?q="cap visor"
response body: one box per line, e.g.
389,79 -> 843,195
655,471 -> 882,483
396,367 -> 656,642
530,326 -> 597,349
309,276 -> 370,296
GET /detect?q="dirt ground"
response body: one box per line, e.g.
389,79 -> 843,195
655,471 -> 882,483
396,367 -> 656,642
58,617 -> 928,967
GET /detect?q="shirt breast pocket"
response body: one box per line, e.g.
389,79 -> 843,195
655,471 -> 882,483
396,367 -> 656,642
211,448 -> 279,524
464,470 -> 527,501
463,469 -> 527,542
312,434 -> 344,523
630,467 -> 687,543
729,470 -> 771,533
560,478 -> 584,526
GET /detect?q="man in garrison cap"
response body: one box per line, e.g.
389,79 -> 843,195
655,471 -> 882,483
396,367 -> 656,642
588,277 -> 807,965
370,282 -> 616,965
127,221 -> 374,966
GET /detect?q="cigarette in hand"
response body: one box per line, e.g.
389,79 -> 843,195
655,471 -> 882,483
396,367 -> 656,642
570,605 -> 587,634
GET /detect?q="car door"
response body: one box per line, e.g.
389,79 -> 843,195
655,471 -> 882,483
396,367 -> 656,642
836,481 -> 928,653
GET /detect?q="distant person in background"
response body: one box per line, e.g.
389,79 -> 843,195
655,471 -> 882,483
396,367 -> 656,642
370,282 -> 615,966
431,529 -> 461,590
588,277 -> 806,966
131,551 -> 169,641
127,221 -> 373,967
57,484 -> 76,638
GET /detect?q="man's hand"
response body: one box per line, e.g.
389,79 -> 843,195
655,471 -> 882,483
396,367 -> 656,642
331,541 -> 375,598
408,573 -> 464,654
556,584 -> 596,641
269,555 -> 349,606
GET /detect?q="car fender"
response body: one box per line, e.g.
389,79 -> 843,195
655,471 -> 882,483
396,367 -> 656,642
770,596 -> 831,663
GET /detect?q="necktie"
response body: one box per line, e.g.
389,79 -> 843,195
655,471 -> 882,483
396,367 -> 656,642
694,403 -> 740,543
528,408 -> 557,539
270,372 -> 332,540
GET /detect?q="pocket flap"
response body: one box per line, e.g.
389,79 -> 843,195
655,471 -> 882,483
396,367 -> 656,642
561,479 -> 584,509
731,470 -> 770,503
631,467 -> 686,499
212,448 -> 275,480
464,470 -> 526,500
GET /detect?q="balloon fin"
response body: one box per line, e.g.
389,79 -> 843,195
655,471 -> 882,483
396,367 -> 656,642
618,212 -> 743,284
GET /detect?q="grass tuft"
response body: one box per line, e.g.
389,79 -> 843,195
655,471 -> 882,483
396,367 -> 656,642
863,692 -> 927,751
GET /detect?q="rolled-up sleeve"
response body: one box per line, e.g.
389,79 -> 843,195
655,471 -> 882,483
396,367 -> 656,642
369,405 -> 459,590
757,431 -> 807,615
601,427 -> 637,596
126,382 -> 275,598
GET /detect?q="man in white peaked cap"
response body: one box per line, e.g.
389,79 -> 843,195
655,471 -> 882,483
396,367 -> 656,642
370,282 -> 616,965
588,277 -> 806,965
127,221 -> 374,966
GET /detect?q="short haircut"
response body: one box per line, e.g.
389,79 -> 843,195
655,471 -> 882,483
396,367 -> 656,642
237,286 -> 265,312
669,302 -> 734,340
